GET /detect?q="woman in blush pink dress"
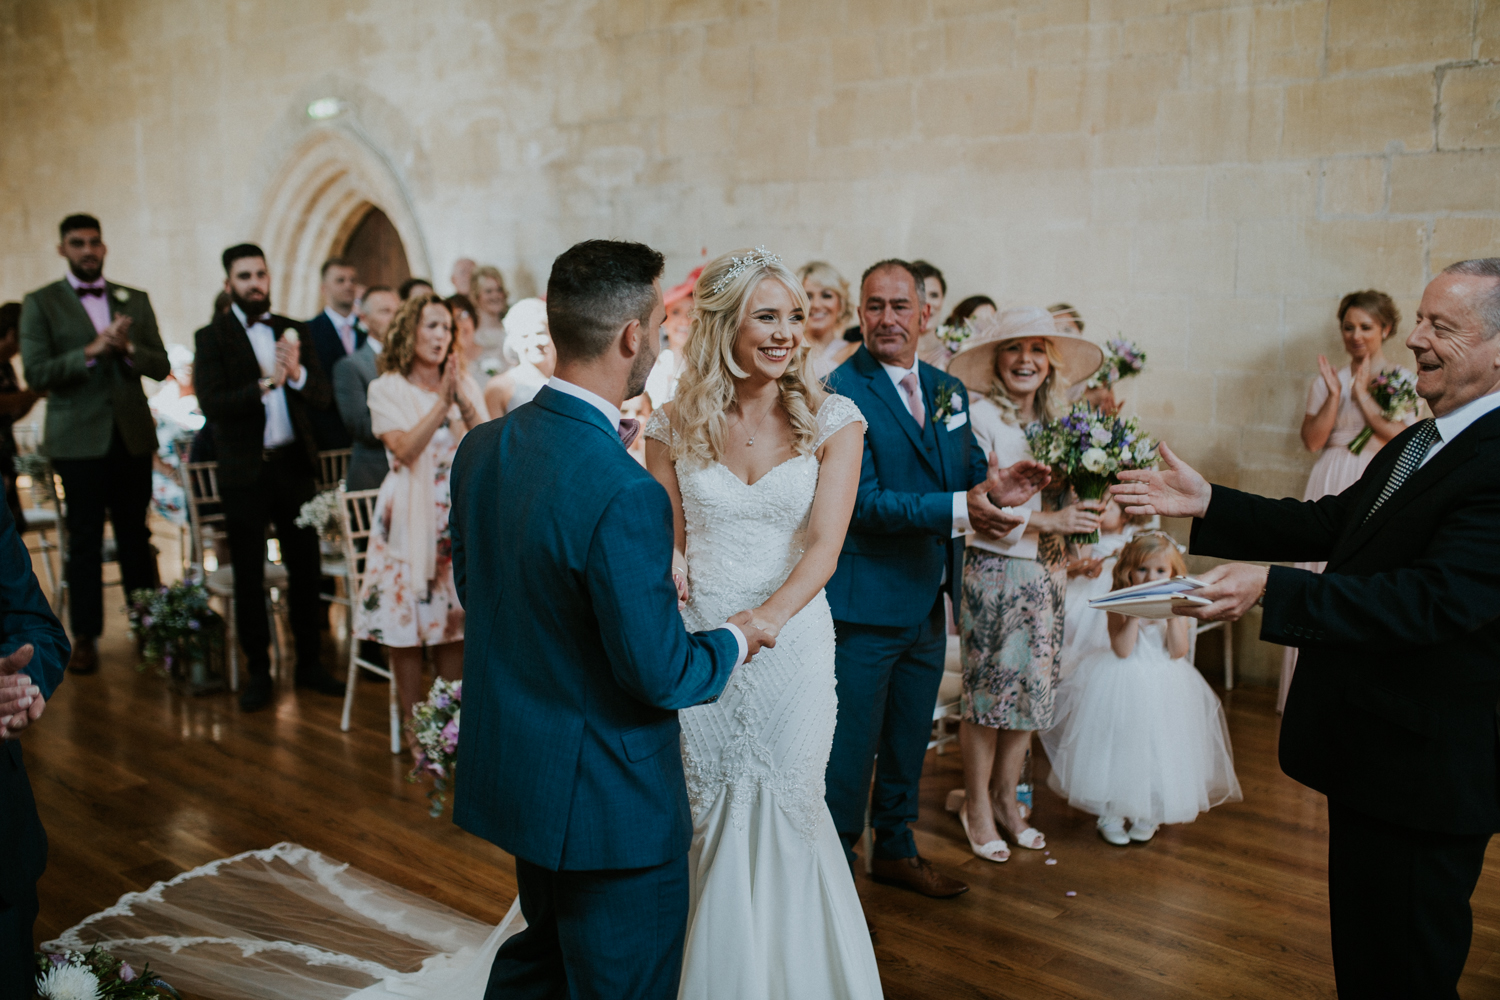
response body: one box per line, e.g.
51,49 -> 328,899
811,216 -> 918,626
1279,289 -> 1416,712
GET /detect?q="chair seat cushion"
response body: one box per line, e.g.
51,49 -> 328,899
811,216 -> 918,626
21,508 -> 58,530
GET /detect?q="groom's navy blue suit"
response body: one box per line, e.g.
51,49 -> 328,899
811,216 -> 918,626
450,384 -> 739,1000
823,345 -> 987,862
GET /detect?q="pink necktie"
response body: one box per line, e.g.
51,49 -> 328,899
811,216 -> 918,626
618,418 -> 641,449
899,373 -> 924,429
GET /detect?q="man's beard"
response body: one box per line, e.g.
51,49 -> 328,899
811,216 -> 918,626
68,258 -> 103,283
624,337 -> 658,401
231,289 -> 271,318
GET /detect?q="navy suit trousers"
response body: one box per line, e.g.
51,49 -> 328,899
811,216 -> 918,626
826,594 -> 948,863
487,855 -> 689,1000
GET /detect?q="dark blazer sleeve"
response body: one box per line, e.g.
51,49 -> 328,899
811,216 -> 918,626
1190,483 -> 1355,564
333,355 -> 376,445
19,289 -> 90,392
126,291 -> 170,382
1259,482 -> 1500,650
848,428 -> 954,536
194,323 -> 264,422
0,504 -> 68,700
290,322 -> 332,412
586,477 -> 738,709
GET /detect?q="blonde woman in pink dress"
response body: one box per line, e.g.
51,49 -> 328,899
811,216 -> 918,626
1280,289 -> 1416,711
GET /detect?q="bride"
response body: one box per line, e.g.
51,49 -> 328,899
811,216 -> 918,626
642,247 -> 880,998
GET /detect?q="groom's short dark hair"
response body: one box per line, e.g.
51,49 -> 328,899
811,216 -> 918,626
547,240 -> 665,361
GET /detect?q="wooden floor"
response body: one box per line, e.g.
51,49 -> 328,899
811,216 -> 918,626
19,578 -> 1500,998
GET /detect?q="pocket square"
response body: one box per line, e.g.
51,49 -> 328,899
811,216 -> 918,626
945,411 -> 968,431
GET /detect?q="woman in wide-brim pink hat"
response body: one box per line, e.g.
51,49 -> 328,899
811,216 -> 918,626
941,307 -> 1107,863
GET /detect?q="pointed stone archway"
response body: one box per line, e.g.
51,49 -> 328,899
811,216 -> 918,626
252,127 -> 430,319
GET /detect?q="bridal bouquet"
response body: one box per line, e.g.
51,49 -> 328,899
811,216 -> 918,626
34,946 -> 181,999
1086,337 -> 1148,388
1026,403 -> 1159,544
1348,368 -> 1419,455
295,489 -> 344,544
934,321 -> 975,353
408,677 -> 461,818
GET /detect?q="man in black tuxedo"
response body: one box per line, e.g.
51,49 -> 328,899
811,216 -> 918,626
1114,258 -> 1500,999
0,502 -> 71,999
194,244 -> 344,712
305,257 -> 365,449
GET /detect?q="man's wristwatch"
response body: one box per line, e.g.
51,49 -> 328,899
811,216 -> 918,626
258,377 -> 275,392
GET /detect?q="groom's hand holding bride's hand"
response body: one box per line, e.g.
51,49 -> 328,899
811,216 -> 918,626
728,610 -> 778,660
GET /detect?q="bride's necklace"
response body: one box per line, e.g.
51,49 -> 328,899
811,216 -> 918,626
736,399 -> 777,447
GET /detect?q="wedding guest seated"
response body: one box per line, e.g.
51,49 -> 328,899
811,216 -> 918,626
943,307 -> 1105,863
946,295 -> 997,329
644,266 -> 703,407
353,294 -> 487,738
0,305 -> 42,529
484,298 -> 555,417
398,277 -> 434,301
797,261 -> 857,379
0,501 -> 70,998
333,286 -> 400,491
470,265 -> 510,369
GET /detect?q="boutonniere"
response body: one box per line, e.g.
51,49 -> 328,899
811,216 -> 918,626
934,388 -> 964,425
112,287 -> 130,304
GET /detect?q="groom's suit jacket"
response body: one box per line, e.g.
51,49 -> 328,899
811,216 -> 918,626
449,384 -> 740,871
823,345 -> 988,627
1191,408 -> 1500,834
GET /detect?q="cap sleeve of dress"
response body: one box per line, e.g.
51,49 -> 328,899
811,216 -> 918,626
1306,372 -> 1329,417
812,394 -> 866,451
643,407 -> 675,447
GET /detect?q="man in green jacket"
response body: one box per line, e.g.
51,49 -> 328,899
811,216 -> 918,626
19,214 -> 168,674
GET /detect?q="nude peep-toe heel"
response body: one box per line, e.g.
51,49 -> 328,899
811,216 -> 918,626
947,789 -> 1046,851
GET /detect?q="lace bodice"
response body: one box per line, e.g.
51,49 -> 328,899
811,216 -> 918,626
644,394 -> 865,628
645,394 -> 865,842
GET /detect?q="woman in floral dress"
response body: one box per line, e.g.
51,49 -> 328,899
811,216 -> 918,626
354,293 -> 488,734
943,308 -> 1103,863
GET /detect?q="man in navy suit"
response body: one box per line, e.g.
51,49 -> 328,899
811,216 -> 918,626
824,260 -> 1046,898
0,503 -> 72,999
450,240 -> 775,1000
305,257 -> 365,449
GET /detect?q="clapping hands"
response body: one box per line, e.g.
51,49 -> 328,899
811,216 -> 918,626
274,336 -> 302,387
968,453 -> 1048,538
0,645 -> 44,740
84,315 -> 132,360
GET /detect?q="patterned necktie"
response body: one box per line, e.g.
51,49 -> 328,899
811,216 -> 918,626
1364,418 -> 1440,522
618,418 -> 641,449
899,372 -> 924,429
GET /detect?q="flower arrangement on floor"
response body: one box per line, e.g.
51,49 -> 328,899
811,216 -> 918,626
408,677 -> 461,818
126,582 -> 225,694
1348,368 -> 1419,455
295,488 -> 344,544
1085,337 -> 1148,389
34,946 -> 181,999
1026,403 -> 1159,544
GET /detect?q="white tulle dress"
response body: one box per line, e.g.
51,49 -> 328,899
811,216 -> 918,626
1058,531 -> 1130,681
646,394 -> 883,1000
1041,619 -> 1242,825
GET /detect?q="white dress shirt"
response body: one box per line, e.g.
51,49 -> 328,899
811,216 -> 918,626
546,375 -> 749,668
878,359 -> 970,538
324,306 -> 358,356
232,303 -> 306,449
1420,387 -> 1500,467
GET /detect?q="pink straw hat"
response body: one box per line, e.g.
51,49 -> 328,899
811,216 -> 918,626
946,306 -> 1104,392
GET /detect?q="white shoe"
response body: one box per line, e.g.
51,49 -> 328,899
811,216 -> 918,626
1128,820 -> 1158,842
1097,816 -> 1130,846
957,806 -> 1010,862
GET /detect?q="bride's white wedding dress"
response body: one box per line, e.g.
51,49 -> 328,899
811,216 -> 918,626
646,394 -> 883,999
45,397 -> 879,1000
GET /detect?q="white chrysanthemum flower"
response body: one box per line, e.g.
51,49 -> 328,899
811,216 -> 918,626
37,965 -> 102,1000
1081,447 -> 1110,473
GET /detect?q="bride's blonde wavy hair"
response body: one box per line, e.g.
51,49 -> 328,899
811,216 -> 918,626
669,249 -> 825,467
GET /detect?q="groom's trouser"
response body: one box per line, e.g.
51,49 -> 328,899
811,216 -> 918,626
1326,798 -> 1489,999
486,854 -> 689,1000
826,594 -> 947,865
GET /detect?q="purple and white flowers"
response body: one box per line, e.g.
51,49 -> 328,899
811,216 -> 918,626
34,947 -> 179,999
1026,403 -> 1158,544
408,677 -> 462,818
1348,368 -> 1419,455
1086,337 -> 1148,389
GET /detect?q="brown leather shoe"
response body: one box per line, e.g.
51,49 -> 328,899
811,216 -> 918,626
870,855 -> 969,898
67,637 -> 99,675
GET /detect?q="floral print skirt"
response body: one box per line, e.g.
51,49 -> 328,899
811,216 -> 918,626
353,453 -> 464,650
959,548 -> 1067,731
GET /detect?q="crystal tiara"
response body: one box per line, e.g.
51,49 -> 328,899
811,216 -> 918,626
710,246 -> 783,295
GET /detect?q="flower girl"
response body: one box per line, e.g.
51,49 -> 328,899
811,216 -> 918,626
1041,533 -> 1242,845
1059,499 -> 1133,680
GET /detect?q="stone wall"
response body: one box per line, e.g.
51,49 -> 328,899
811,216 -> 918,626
4,0 -> 1499,683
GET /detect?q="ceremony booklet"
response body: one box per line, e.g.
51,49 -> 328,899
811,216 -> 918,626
1088,576 -> 1211,619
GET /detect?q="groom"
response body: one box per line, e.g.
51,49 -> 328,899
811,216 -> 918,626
450,239 -> 775,1000
824,259 -> 1047,898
